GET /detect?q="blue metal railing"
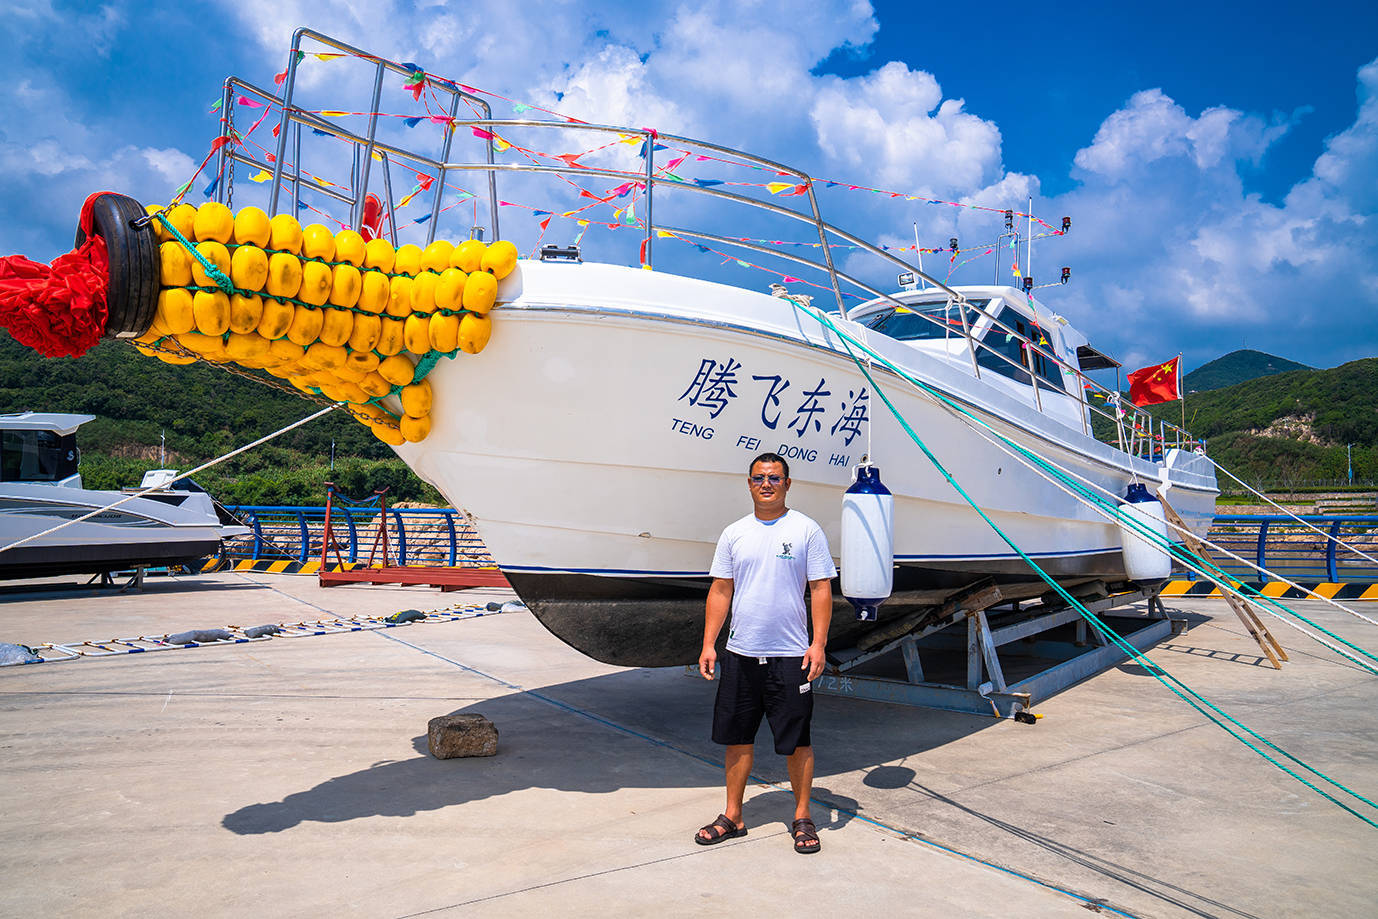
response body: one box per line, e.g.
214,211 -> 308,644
221,505 -> 494,568
1194,515 -> 1378,583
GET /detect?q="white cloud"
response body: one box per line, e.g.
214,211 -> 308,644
811,62 -> 1003,194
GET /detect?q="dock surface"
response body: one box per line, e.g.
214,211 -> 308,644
2,572 -> 1375,917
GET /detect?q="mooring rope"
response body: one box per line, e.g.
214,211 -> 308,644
786,299 -> 1378,828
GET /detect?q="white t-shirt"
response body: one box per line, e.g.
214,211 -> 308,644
709,508 -> 837,657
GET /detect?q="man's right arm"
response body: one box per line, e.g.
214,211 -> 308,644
699,578 -> 733,680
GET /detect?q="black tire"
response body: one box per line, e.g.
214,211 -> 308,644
75,193 -> 159,339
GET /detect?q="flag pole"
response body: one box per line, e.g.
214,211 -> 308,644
1179,353 -> 1186,435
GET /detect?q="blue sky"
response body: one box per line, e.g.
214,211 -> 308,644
2,0 -> 1376,375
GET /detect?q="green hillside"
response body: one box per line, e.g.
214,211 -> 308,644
1145,356 -> 1378,487
0,333 -> 442,506
1183,349 -> 1311,393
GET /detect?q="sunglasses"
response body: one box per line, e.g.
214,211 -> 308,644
749,474 -> 785,486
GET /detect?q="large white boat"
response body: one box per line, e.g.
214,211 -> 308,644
0,412 -> 235,580
393,263 -> 1215,665
0,29 -> 1217,665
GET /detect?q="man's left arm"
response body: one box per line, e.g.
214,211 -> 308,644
802,577 -> 833,681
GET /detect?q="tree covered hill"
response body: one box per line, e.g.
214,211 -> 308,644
0,332 -> 440,505
1183,349 -> 1311,393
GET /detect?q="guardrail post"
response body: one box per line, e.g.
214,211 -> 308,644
341,506 -> 358,563
296,510 -> 308,563
1327,519 -> 1343,582
392,510 -> 407,566
444,511 -> 457,567
247,511 -> 264,561
1256,520 -> 1269,585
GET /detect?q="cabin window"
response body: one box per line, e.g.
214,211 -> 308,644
1,430 -> 79,483
857,299 -> 990,342
975,308 -> 1066,392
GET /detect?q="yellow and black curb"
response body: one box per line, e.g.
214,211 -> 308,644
1162,580 -> 1378,601
201,558 -> 364,575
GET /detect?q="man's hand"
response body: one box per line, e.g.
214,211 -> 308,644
699,646 -> 717,680
801,642 -> 826,682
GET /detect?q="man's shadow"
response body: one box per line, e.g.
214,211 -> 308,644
222,666 -> 980,835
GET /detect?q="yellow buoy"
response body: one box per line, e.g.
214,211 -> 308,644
269,214 -> 303,254
376,318 -> 405,356
403,314 -> 432,354
400,379 -> 433,417
192,290 -> 231,336
228,294 -> 264,334
409,271 -> 439,315
363,237 -> 396,273
394,244 -> 423,276
428,312 -> 459,353
156,288 -> 196,335
435,268 -> 467,312
457,313 -> 492,354
165,203 -> 197,243
378,354 -> 415,386
421,239 -> 454,272
347,314 -> 382,353
387,275 -> 414,318
358,270 -> 390,314
190,241 -> 231,288
230,245 -> 269,292
371,420 -> 406,445
257,298 -> 294,340
334,229 -> 366,267
399,413 -> 432,442
232,207 -> 272,248
266,252 -> 303,299
358,371 -> 391,398
301,224 -> 336,261
286,305 -> 325,347
318,307 -> 354,347
451,239 -> 485,273
159,241 -> 192,287
345,349 -> 381,375
481,240 -> 518,279
329,264 -> 362,308
193,202 -> 235,244
462,270 -> 497,315
299,261 -> 333,306
305,341 -> 348,371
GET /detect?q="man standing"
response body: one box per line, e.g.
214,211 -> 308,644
694,452 -> 836,854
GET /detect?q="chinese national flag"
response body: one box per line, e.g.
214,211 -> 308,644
1127,356 -> 1181,406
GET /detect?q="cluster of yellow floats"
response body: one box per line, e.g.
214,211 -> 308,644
133,201 -> 516,445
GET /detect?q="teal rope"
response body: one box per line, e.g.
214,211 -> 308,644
796,302 -> 1378,669
793,301 -> 1378,828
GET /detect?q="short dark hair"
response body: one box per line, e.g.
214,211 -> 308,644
749,452 -> 789,479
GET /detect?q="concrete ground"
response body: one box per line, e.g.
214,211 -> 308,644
1,571 -> 1375,918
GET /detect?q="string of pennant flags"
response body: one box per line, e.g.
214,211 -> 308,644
194,44 -> 1070,287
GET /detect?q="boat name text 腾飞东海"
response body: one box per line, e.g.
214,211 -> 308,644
672,356 -> 869,469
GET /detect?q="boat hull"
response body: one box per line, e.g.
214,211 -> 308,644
0,486 -> 224,580
396,263 -> 1217,666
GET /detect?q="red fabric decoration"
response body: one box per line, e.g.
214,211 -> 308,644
0,193 -> 111,357
1127,356 -> 1181,406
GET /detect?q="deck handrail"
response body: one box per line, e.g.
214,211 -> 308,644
219,28 -> 1201,461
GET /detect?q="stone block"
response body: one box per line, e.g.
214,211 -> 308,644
428,713 -> 498,759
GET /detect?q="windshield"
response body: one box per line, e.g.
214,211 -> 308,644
857,299 -> 990,342
1,429 -> 80,483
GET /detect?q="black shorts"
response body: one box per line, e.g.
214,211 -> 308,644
712,650 -> 813,755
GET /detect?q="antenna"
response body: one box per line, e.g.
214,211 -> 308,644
1026,195 -> 1033,289
913,221 -> 926,289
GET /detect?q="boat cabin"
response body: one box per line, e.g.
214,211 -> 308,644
0,412 -> 92,488
849,285 -> 1115,429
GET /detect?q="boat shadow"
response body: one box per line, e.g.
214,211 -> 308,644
220,666 -> 1262,919
0,574 -> 262,601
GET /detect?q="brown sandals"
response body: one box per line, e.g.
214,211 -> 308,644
694,813 -> 746,845
792,817 -> 820,854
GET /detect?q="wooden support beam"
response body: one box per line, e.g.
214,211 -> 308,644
1158,496 -> 1286,669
